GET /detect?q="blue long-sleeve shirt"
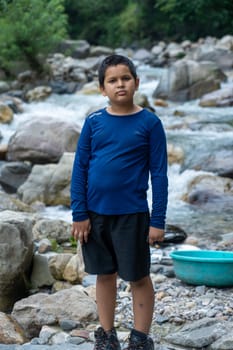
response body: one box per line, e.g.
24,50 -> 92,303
71,108 -> 168,229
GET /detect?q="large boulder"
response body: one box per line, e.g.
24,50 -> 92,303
17,152 -> 74,206
11,285 -> 98,339
0,211 -> 34,312
182,174 -> 233,210
7,117 -> 80,164
153,59 -> 226,101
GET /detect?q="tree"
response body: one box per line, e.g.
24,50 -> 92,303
64,0 -> 127,46
0,0 -> 67,73
155,0 -> 233,41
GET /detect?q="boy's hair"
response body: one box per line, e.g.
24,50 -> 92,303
98,54 -> 137,87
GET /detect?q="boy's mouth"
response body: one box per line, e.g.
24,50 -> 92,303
117,90 -> 127,96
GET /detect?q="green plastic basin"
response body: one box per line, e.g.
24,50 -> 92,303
170,250 -> 233,287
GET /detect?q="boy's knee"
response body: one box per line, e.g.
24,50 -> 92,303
130,275 -> 151,288
97,273 -> 117,283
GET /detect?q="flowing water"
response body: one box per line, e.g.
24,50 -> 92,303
1,65 -> 233,241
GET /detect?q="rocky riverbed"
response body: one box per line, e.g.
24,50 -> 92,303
0,35 -> 233,350
1,232 -> 233,350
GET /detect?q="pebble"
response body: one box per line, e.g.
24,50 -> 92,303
2,243 -> 233,349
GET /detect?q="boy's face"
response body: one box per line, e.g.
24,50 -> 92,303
100,64 -> 139,105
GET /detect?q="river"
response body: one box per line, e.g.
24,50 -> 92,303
1,64 -> 233,242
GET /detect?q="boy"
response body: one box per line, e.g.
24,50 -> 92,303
71,54 -> 168,350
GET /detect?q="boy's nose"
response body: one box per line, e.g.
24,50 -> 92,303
117,79 -> 124,87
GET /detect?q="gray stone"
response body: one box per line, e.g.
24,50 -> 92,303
0,211 -> 34,312
7,118 -> 80,164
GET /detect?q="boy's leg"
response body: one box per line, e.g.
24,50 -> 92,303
96,272 -> 117,331
130,275 -> 154,334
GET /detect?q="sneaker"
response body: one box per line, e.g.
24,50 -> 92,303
94,326 -> 121,350
125,332 -> 154,350
106,328 -> 121,350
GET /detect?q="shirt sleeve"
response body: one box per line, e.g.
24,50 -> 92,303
149,118 -> 168,229
70,118 -> 91,222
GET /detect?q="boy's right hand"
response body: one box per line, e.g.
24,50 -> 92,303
71,219 -> 91,244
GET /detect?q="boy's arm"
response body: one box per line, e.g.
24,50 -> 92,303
70,118 -> 91,223
149,118 -> 168,241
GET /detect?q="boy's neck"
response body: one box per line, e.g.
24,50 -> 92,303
107,104 -> 142,116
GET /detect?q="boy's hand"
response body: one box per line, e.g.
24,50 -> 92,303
71,219 -> 91,244
148,226 -> 165,246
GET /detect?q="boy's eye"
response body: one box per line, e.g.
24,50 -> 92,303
123,76 -> 131,80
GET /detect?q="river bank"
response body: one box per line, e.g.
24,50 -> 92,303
0,36 -> 233,349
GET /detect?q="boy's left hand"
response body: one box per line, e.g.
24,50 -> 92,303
148,226 -> 165,246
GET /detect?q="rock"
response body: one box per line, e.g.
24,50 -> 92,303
163,42 -> 185,59
17,70 -> 36,84
0,104 -> 14,123
0,211 -> 34,312
153,59 -> 226,101
77,81 -> 100,95
89,45 -> 113,57
167,143 -> 184,165
30,253 -> 56,289
37,238 -> 53,254
182,173 -> 233,210
32,218 -> 72,244
0,81 -> 10,93
11,285 -> 98,339
57,40 -> 91,59
0,161 -> 32,193
132,49 -> 153,63
199,87 -> 233,107
0,144 -> 8,160
17,152 -> 74,206
164,318 -> 228,348
0,94 -> 24,113
196,46 -> 233,70
25,86 -> 52,102
7,119 -> 80,164
0,192 -> 34,212
49,253 -> 73,281
0,312 -> 26,344
63,254 -> 83,284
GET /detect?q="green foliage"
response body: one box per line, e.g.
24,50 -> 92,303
69,236 -> 77,249
1,0 -> 232,74
0,0 -> 67,72
64,0 -> 233,46
155,0 -> 233,41
64,0 -> 126,45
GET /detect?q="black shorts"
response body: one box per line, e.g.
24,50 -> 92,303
81,211 -> 150,282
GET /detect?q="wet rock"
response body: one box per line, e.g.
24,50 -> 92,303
153,59 -> 226,102
0,104 -> 13,123
7,119 -> 80,164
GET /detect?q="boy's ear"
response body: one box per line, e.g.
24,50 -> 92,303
135,77 -> 140,90
99,85 -> 106,96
